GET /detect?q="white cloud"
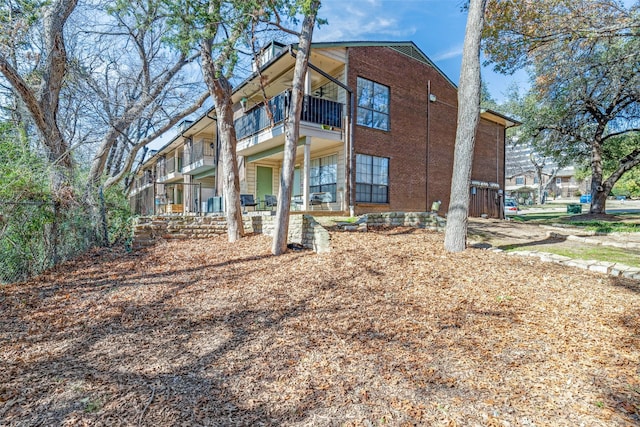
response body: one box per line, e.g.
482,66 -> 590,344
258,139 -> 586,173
433,43 -> 464,61
315,0 -> 416,42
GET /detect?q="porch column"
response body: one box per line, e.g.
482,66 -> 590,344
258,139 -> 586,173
304,70 -> 312,95
302,136 -> 311,211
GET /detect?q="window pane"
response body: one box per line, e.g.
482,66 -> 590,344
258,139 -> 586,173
356,154 -> 370,182
310,158 -> 320,185
357,77 -> 389,131
372,112 -> 389,131
356,154 -> 389,203
373,84 -> 389,113
357,78 -> 373,108
310,155 -> 337,201
356,183 -> 371,202
372,185 -> 388,203
372,157 -> 388,185
357,108 -> 373,127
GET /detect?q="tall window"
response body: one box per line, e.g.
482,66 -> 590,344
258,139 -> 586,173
357,77 -> 390,131
310,155 -> 337,201
356,154 -> 389,203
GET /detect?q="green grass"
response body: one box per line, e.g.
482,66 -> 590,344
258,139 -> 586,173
503,244 -> 640,268
566,221 -> 640,233
510,213 -> 571,222
511,212 -> 640,233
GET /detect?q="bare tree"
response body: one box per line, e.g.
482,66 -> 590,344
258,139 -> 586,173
444,0 -> 488,253
194,1 -> 265,242
77,0 -> 208,190
0,0 -> 78,200
528,153 -> 559,204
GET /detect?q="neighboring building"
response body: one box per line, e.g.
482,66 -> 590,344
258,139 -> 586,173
129,41 -> 518,218
504,140 -> 590,203
553,166 -> 590,198
505,171 -> 549,204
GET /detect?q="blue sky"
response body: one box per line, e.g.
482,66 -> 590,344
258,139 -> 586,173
313,0 -> 527,104
314,0 -> 638,104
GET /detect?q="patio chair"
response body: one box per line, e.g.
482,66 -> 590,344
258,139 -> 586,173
310,192 -> 332,210
292,194 -> 303,211
240,194 -> 258,213
264,194 -> 277,210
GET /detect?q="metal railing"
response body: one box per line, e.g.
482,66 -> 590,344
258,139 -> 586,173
184,139 -> 215,167
235,92 -> 287,140
234,90 -> 343,140
301,94 -> 343,129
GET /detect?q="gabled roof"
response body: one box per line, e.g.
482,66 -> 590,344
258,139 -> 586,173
309,41 -> 457,88
481,108 -> 521,128
233,40 -> 459,98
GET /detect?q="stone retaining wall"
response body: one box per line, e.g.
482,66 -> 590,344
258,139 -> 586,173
132,214 -> 331,253
365,212 -> 446,230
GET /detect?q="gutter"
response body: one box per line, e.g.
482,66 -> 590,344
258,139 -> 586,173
205,111 -> 220,197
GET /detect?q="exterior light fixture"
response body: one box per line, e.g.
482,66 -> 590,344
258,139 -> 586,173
429,93 -> 437,103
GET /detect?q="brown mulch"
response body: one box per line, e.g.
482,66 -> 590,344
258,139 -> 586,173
2,229 -> 640,426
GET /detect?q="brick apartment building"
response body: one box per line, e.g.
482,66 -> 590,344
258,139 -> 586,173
129,41 -> 517,218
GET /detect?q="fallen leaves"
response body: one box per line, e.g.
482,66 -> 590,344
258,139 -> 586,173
1,228 -> 639,426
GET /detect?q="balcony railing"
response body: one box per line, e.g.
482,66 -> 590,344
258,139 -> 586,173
184,139 -> 215,167
235,92 -> 286,141
234,90 -> 343,141
134,172 -> 155,191
167,157 -> 175,174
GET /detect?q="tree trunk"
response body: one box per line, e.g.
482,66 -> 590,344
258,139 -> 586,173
214,81 -> 244,242
271,0 -> 319,255
591,146 -> 640,214
589,135 -> 606,214
0,0 -> 77,201
201,38 -> 244,241
444,0 -> 487,252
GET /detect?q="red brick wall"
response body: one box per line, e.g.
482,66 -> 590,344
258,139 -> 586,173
347,46 -> 505,216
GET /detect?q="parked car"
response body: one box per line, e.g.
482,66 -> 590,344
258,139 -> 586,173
504,199 -> 519,216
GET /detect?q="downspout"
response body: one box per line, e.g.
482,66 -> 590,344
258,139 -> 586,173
496,122 -> 500,219
426,80 -> 431,211
289,46 -> 355,216
501,121 -> 519,219
204,111 -> 219,197
502,124 -> 506,219
496,122 -> 499,185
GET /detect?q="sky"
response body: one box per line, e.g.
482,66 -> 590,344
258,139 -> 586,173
313,0 -> 529,104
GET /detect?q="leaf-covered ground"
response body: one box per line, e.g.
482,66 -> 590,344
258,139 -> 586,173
2,228 -> 640,426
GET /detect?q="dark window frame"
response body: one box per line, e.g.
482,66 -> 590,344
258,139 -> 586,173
356,77 -> 390,131
356,154 -> 389,203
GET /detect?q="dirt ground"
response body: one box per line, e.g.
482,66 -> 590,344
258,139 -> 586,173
2,227 -> 640,426
468,218 -> 556,247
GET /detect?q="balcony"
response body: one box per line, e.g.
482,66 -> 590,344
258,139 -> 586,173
234,91 -> 343,142
183,139 -> 216,175
157,156 -> 183,183
130,172 -> 154,196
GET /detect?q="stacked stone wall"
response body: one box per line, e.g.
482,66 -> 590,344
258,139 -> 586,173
132,214 -> 330,253
365,212 -> 445,231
